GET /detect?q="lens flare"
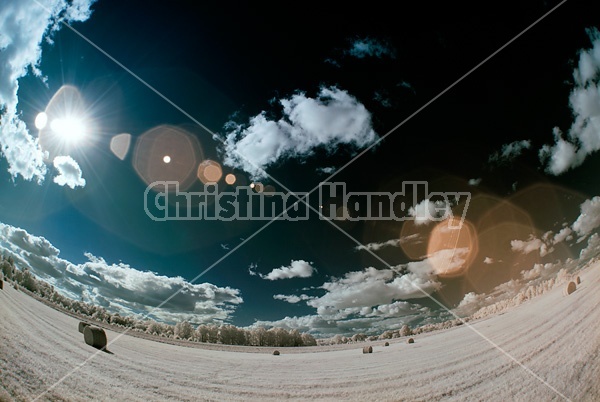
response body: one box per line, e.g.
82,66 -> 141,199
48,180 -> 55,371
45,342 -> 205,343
427,217 -> 478,278
34,112 -> 48,130
197,160 -> 223,184
133,125 -> 202,192
109,133 -> 131,160
225,173 -> 236,185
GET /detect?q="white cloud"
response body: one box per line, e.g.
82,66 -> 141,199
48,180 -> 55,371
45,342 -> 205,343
307,262 -> 440,315
553,227 -> 573,244
273,294 -> 313,304
221,86 -> 377,179
572,196 -> 600,239
468,178 -> 482,186
252,254 -> 446,337
52,155 -> 85,188
510,235 -> 553,257
355,233 -> 421,252
256,260 -> 315,280
408,198 -> 450,226
540,28 -> 600,175
0,222 -> 242,324
488,139 -> 531,164
316,166 -> 336,175
0,0 -> 96,182
346,37 -> 396,59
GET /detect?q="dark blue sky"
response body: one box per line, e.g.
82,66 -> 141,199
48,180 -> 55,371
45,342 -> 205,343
2,0 -> 600,336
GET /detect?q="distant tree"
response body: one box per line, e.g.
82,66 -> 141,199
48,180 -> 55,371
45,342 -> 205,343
1,260 -> 12,279
301,332 -> 317,346
351,333 -> 365,343
174,321 -> 194,340
379,330 -> 394,340
147,321 -> 162,336
195,324 -> 209,342
399,324 -> 412,337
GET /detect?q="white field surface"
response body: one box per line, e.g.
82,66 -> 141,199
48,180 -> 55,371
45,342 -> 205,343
1,264 -> 599,402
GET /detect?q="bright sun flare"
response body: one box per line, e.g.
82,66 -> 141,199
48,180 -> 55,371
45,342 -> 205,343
49,116 -> 86,143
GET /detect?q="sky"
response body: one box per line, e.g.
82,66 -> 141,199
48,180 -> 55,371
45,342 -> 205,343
2,0 -> 600,337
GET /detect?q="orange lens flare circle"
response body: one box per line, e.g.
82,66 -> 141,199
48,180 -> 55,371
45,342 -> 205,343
426,217 -> 478,278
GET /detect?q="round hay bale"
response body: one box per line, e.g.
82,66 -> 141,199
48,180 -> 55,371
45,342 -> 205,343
565,281 -> 576,295
84,326 -> 107,349
407,338 -> 415,344
272,350 -> 280,356
362,346 -> 373,354
576,276 -> 581,285
384,342 -> 389,346
78,321 -> 90,334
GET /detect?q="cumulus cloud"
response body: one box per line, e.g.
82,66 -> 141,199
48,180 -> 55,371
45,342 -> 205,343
253,260 -> 315,280
0,0 -> 96,182
488,140 -> 531,164
408,198 -> 451,225
572,196 -> 600,239
510,235 -> 550,256
553,227 -> 573,244
248,253 -> 448,337
540,28 -> 600,175
307,261 -> 440,316
221,86 -> 378,179
52,155 -> 85,188
0,222 -> 243,324
346,37 -> 397,59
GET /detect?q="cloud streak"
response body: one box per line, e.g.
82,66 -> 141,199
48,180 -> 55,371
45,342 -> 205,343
489,139 -> 531,165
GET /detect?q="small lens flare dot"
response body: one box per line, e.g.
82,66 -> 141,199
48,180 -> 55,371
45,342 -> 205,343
163,155 -> 171,163
225,173 -> 236,185
35,112 -> 48,130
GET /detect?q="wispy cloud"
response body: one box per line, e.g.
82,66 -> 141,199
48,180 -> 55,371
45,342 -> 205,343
488,139 -> 531,165
346,37 -> 397,59
0,0 -> 96,182
273,294 -> 313,304
468,178 -> 482,186
355,233 -> 420,252
220,86 -> 377,179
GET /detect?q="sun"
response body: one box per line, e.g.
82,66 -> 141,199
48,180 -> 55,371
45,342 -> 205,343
48,116 -> 87,144
37,85 -> 93,160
